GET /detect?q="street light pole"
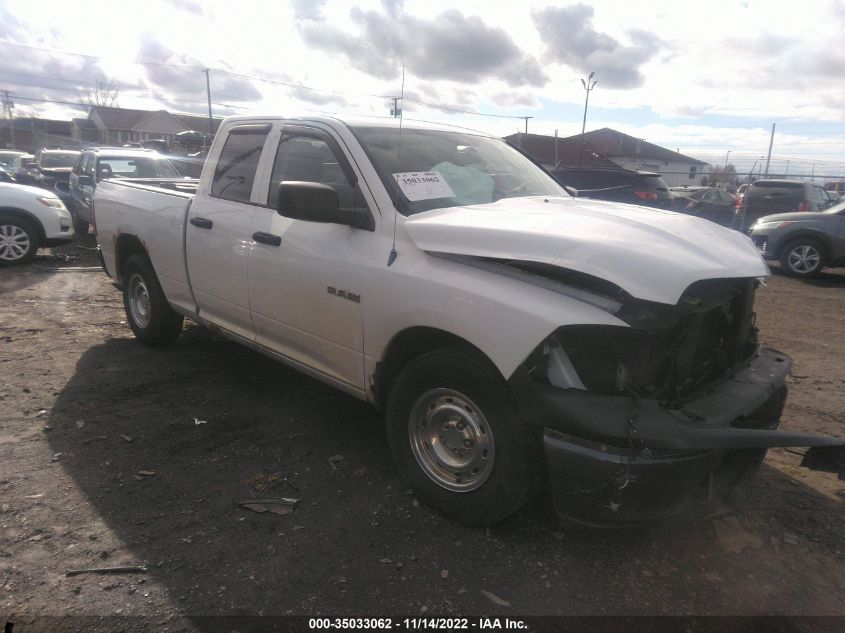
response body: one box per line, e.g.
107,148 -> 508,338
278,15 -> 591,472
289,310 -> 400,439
578,72 -> 597,167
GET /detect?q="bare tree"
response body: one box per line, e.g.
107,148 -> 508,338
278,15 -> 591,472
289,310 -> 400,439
80,76 -> 120,108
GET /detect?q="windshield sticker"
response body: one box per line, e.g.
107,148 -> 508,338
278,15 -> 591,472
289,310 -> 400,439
393,172 -> 456,201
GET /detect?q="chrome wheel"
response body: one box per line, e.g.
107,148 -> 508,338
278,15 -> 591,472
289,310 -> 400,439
408,388 -> 495,492
0,224 -> 31,262
787,244 -> 821,274
127,273 -> 151,329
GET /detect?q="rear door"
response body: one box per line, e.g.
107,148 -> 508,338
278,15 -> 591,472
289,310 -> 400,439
186,122 -> 273,340
247,123 -> 377,393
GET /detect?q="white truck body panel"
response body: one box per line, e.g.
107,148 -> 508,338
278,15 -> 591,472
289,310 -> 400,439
92,114 -> 770,401
404,196 -> 769,306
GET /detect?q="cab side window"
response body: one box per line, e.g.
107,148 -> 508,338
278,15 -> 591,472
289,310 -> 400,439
267,133 -> 364,211
211,126 -> 270,203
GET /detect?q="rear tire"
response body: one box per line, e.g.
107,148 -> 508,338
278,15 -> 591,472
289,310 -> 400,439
386,346 -> 537,525
122,254 -> 184,346
0,214 -> 39,265
779,238 -> 825,277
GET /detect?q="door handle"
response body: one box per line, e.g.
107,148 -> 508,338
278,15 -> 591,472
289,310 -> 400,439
190,217 -> 213,229
252,231 -> 282,247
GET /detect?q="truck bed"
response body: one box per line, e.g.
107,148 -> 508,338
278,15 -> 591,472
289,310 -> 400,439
95,178 -> 197,315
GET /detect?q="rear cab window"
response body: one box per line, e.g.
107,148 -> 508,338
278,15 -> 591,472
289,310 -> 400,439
211,124 -> 272,204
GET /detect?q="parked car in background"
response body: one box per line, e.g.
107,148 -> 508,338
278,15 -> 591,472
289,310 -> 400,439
32,149 -> 80,190
0,150 -> 28,176
10,153 -> 36,184
550,167 -> 673,209
673,187 -> 736,226
0,166 -> 14,183
168,155 -> 205,178
735,180 -> 833,232
0,182 -> 74,265
69,147 -> 183,233
749,200 -> 845,277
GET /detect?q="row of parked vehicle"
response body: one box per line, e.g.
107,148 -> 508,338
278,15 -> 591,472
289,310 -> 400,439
548,166 -> 844,276
0,145 -> 200,264
1,145 -> 842,276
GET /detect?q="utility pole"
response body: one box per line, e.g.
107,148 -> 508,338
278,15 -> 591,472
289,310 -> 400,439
519,116 -> 532,135
764,123 -> 775,176
203,69 -> 213,137
554,129 -> 558,166
578,72 -> 597,167
2,90 -> 15,148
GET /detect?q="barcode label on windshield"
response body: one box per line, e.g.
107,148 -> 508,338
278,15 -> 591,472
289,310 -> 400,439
393,172 -> 455,201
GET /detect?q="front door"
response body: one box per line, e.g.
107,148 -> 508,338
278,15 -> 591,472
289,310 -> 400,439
248,125 -> 377,392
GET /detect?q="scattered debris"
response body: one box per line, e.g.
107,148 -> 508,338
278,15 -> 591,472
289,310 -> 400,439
66,566 -> 147,577
24,494 -> 44,500
137,471 -> 157,477
193,418 -> 207,425
238,498 -> 299,516
480,590 -> 511,608
420,605 -> 429,614
784,533 -> 799,545
379,558 -> 393,564
440,569 -> 449,579
411,499 -> 420,508
337,575 -> 347,584
328,455 -> 346,470
120,434 -> 133,443
50,453 -> 62,462
75,420 -> 84,429
35,410 -> 47,418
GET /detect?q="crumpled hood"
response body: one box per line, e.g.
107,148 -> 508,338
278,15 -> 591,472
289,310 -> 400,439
404,196 -> 769,305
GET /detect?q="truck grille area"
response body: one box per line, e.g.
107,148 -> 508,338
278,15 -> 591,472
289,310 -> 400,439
549,279 -> 759,403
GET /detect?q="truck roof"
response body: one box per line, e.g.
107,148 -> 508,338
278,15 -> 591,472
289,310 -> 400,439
219,114 -> 494,137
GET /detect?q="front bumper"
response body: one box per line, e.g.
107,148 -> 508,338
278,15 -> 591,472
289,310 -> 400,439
511,348 -> 845,525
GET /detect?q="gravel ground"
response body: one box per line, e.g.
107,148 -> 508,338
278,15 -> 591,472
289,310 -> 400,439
1,234 -> 844,632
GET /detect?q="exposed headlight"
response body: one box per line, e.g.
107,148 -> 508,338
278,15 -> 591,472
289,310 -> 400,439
37,196 -> 66,209
753,220 -> 794,230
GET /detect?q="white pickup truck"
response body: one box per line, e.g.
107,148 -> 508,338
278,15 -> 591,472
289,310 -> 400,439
93,115 -> 844,526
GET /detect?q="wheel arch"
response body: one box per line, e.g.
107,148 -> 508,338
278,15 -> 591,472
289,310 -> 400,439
0,206 -> 46,242
371,326 -> 501,409
776,230 -> 833,260
114,233 -> 150,285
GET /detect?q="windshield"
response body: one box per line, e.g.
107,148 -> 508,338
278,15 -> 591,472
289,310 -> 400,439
97,156 -> 179,179
350,126 -> 568,215
40,153 -> 78,168
0,153 -> 23,169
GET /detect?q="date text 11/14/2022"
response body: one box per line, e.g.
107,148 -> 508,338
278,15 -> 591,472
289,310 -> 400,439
308,617 -> 528,629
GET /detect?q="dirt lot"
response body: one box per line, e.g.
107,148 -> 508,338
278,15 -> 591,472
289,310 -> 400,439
1,235 -> 844,631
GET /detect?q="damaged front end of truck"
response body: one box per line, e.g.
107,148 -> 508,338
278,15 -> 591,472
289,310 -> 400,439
508,270 -> 845,526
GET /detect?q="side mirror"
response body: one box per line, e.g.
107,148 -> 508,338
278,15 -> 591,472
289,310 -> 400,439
78,175 -> 94,186
276,181 -> 371,230
54,181 -> 70,193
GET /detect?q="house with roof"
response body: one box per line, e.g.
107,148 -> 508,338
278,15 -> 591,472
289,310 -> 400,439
505,128 -> 710,187
74,106 -> 223,147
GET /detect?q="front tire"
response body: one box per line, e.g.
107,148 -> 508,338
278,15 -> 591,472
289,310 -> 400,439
0,214 -> 39,265
122,254 -> 184,346
386,347 -> 537,525
779,238 -> 825,277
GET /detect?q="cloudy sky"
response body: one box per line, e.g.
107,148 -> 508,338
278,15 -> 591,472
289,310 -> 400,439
1,0 -> 844,176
